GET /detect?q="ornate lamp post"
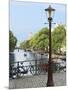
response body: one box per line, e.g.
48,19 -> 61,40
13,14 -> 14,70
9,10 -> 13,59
45,5 -> 55,86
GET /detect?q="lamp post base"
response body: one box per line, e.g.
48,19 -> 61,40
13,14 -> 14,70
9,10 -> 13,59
46,81 -> 54,87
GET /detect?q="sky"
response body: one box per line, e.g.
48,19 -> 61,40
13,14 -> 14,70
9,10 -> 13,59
10,0 -> 66,46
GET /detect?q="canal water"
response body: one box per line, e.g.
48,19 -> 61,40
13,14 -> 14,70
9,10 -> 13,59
9,49 -> 48,63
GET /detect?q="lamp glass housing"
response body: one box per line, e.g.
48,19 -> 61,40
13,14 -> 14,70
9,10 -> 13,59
45,5 -> 55,19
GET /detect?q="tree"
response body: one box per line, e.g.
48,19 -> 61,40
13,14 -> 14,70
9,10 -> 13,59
9,30 -> 17,52
29,27 -> 49,51
20,25 -> 66,54
20,40 -> 30,50
52,25 -> 66,53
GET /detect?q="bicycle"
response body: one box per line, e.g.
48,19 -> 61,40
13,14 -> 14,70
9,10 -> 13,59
9,62 -> 28,79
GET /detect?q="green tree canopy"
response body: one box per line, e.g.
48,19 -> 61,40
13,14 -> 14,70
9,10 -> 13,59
20,25 -> 66,54
29,27 -> 49,51
52,25 -> 66,53
20,40 -> 30,50
9,30 -> 17,52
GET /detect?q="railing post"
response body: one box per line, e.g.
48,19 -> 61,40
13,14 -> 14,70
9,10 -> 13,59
35,59 -> 37,75
17,62 -> 19,77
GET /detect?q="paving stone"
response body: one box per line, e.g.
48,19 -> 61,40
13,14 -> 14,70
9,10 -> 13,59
9,72 -> 66,89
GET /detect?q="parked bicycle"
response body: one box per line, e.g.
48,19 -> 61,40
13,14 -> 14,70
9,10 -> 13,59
9,61 -> 38,79
9,62 -> 28,79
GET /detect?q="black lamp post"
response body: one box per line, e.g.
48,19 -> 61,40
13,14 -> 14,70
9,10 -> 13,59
45,5 -> 55,86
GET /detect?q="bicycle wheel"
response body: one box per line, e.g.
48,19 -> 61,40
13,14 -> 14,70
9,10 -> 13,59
37,66 -> 41,75
11,67 -> 17,79
30,65 -> 35,75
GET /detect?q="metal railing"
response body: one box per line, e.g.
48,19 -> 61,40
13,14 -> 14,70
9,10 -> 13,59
9,59 -> 66,79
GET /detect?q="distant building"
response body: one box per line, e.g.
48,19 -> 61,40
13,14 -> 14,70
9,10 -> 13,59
27,32 -> 33,40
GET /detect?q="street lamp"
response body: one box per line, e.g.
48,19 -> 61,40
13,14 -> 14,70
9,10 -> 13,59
45,5 -> 55,86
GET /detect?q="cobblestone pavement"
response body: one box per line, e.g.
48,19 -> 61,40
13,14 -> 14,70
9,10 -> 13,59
9,72 -> 66,89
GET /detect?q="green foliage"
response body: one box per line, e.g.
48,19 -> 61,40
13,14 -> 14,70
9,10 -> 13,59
52,25 -> 66,53
29,27 -> 49,50
9,30 -> 17,52
20,40 -> 30,50
20,25 -> 66,54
